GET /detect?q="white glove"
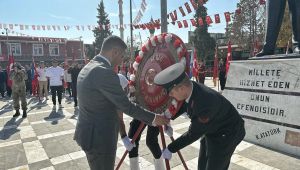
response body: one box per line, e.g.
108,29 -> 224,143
164,125 -> 173,137
122,136 -> 135,151
162,148 -> 172,160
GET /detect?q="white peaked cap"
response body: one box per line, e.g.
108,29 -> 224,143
118,73 -> 129,90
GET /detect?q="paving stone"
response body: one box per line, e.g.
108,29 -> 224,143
3,144 -> 27,169
28,159 -> 53,170
75,157 -> 90,170
39,137 -> 67,158
21,136 -> 38,143
1,90 -> 300,170
238,145 -> 300,170
53,160 -> 80,170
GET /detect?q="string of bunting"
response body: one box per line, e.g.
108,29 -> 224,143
132,0 -> 148,24
0,0 -> 265,32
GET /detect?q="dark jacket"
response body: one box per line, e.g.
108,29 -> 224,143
168,81 -> 245,155
74,55 -> 156,154
68,66 -> 81,84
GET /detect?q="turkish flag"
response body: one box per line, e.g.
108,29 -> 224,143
224,12 -> 231,22
214,14 -> 220,24
198,18 -> 204,26
183,20 -> 188,28
184,2 -> 192,13
6,54 -> 14,87
192,50 -> 199,78
213,47 -> 219,81
190,19 -> 196,26
179,6 -> 186,17
226,41 -> 232,75
177,21 -> 183,28
235,8 -> 241,15
170,10 -> 178,22
206,16 -> 213,25
259,0 -> 266,5
190,0 -> 197,10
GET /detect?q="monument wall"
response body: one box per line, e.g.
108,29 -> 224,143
223,56 -> 300,157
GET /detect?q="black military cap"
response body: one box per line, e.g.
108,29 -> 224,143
52,59 -> 58,62
154,63 -> 186,93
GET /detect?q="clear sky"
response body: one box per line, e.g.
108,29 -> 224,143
0,0 -> 239,44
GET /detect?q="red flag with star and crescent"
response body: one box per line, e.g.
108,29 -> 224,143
6,54 -> 15,87
226,41 -> 232,75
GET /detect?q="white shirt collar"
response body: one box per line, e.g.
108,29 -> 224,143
185,82 -> 193,103
99,55 -> 111,66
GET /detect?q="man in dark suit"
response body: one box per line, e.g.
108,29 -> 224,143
154,63 -> 245,170
256,0 -> 300,57
74,35 -> 169,170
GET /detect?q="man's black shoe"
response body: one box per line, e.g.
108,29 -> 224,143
255,50 -> 274,57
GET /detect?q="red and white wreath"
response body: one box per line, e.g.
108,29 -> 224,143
128,33 -> 189,120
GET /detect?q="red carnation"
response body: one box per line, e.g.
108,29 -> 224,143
142,46 -> 148,53
174,39 -> 181,48
135,55 -> 142,63
169,105 -> 176,113
180,50 -> 186,58
154,36 -> 159,44
148,39 -> 153,48
128,81 -> 134,86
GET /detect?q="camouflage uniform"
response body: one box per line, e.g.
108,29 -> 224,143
10,69 -> 28,111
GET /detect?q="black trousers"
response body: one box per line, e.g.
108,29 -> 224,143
128,119 -> 162,159
0,83 -> 5,97
198,138 -> 234,170
6,86 -> 12,97
26,81 -> 32,95
263,0 -> 300,52
50,86 -> 63,105
71,82 -> 77,106
219,73 -> 226,90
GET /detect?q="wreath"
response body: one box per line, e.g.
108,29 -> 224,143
127,33 -> 190,119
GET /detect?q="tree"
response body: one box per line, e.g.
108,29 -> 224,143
277,2 -> 292,48
192,3 -> 216,61
92,0 -> 112,55
228,0 -> 265,53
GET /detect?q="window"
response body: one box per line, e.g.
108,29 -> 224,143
8,43 -> 21,56
49,44 -> 59,56
33,44 -> 43,56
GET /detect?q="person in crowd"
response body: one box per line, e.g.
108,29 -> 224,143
73,35 -> 169,170
64,65 -> 72,98
68,62 -> 81,107
0,66 -> 6,98
5,68 -> 12,98
37,61 -> 48,101
25,65 -> 32,96
46,59 -> 64,108
219,58 -> 227,93
198,60 -> 206,84
154,63 -> 245,170
10,63 -> 28,118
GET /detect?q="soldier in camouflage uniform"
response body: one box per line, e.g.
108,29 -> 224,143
10,63 -> 28,118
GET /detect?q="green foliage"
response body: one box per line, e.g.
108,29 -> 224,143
228,0 -> 265,51
193,4 -> 216,61
92,0 -> 112,55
